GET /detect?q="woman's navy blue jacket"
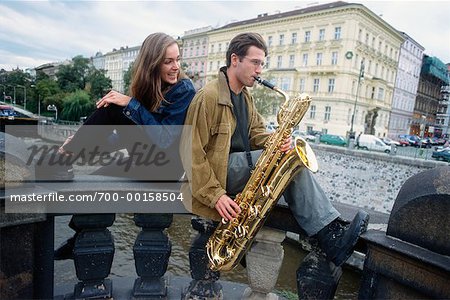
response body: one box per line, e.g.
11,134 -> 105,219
122,78 -> 195,148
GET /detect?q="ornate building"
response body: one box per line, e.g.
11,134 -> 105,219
388,33 -> 424,139
181,26 -> 212,91
438,64 -> 450,137
412,56 -> 449,137
205,1 -> 404,137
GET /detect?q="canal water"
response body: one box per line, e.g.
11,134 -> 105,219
54,214 -> 361,299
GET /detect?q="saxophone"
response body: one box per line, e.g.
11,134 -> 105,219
206,76 -> 318,271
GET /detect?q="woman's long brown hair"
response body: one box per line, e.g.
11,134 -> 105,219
130,32 -> 186,112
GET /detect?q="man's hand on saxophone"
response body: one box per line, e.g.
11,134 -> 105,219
215,194 -> 242,222
280,136 -> 293,153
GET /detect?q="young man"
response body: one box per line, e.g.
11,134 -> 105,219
182,32 -> 368,267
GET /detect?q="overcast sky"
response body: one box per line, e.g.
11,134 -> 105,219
1,0 -> 449,71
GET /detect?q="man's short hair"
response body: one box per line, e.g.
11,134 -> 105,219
226,33 -> 268,67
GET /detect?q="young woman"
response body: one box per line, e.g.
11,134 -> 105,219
58,32 -> 195,175
54,32 -> 195,260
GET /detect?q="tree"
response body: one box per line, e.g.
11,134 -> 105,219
56,55 -> 90,92
61,90 -> 95,121
33,79 -> 62,114
123,63 -> 133,95
86,68 -> 112,100
251,75 -> 282,117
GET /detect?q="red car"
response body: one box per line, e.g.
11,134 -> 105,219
397,138 -> 409,147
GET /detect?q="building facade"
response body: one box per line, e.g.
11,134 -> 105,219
388,33 -> 424,139
438,64 -> 450,137
93,46 -> 140,93
412,56 -> 449,137
205,1 -> 404,137
181,26 -> 212,90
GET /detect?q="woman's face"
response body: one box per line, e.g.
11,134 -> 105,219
160,43 -> 180,85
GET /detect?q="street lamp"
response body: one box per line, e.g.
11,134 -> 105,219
0,84 -> 5,103
30,84 -> 41,116
47,104 -> 58,121
350,58 -> 365,140
16,85 -> 27,110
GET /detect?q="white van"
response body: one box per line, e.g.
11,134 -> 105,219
357,134 -> 391,153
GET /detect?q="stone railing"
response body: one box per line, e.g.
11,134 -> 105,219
2,132 -> 449,299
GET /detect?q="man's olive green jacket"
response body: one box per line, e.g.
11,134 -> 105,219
181,67 -> 270,220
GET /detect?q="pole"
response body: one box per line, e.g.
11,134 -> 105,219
38,94 -> 41,116
24,86 -> 27,110
350,58 -> 365,138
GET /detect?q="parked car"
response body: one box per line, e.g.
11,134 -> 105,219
293,130 -> 316,142
397,138 -> 410,147
398,134 -> 428,147
431,149 -> 450,162
357,134 -> 391,153
320,134 -> 347,146
381,137 -> 400,147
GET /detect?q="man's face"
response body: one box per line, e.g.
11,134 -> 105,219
233,46 -> 265,88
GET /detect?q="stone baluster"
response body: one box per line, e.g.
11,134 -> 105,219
243,227 -> 286,300
71,213 -> 115,299
132,213 -> 173,299
183,217 -> 223,300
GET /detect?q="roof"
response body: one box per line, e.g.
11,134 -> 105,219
422,56 -> 449,84
217,1 -> 351,30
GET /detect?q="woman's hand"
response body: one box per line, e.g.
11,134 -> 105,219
96,90 -> 132,108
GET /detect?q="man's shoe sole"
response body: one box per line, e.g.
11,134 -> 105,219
332,210 -> 369,266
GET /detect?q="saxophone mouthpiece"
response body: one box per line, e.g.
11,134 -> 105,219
254,76 -> 275,90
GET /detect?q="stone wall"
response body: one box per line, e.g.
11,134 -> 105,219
310,145 -> 448,214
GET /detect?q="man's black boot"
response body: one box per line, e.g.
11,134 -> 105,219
54,235 -> 76,260
316,210 -> 369,267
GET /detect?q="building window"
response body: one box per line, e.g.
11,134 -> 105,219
209,61 -> 213,71
218,43 -> 222,52
328,78 -> 335,93
281,77 -> 291,90
319,29 -> 325,41
310,105 -> 316,119
289,55 -> 295,68
378,87 -> 385,100
324,106 -> 331,121
305,31 -> 311,42
299,78 -> 305,92
316,53 -> 322,66
358,29 -> 362,41
313,78 -> 320,92
279,34 -> 284,46
216,61 -> 220,70
277,56 -> 282,68
268,36 -> 273,46
365,33 -> 369,44
210,44 -> 214,53
371,86 -> 375,99
302,53 -> 308,66
266,56 -> 270,69
331,51 -> 338,65
291,32 -> 297,44
334,27 -> 341,40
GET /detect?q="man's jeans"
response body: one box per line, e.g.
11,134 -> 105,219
227,150 -> 340,236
